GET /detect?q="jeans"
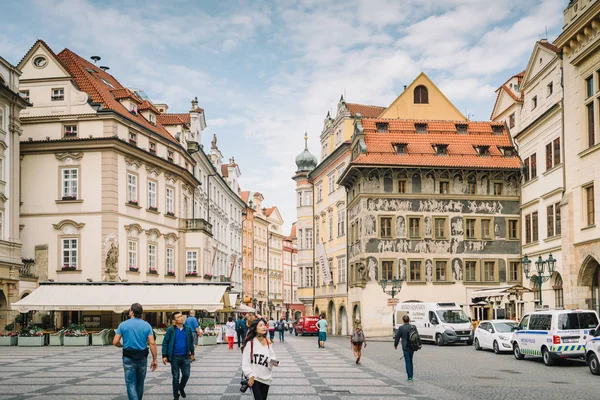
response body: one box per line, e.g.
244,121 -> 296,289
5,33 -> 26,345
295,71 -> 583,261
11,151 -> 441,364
237,330 -> 244,347
251,380 -> 270,400
123,356 -> 147,400
278,329 -> 284,341
170,355 -> 191,397
269,330 -> 275,340
403,349 -> 414,379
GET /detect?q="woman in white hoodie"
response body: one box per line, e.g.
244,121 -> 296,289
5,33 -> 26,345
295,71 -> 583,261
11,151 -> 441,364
241,318 -> 278,400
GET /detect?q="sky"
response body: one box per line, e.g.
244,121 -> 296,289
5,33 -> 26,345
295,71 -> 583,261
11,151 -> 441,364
0,0 -> 565,232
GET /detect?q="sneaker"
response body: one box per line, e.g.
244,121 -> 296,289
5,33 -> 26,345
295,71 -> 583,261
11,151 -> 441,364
180,388 -> 187,398
408,377 -> 413,382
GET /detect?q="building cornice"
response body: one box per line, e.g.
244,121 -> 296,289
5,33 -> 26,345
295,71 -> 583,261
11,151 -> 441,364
515,102 -> 561,141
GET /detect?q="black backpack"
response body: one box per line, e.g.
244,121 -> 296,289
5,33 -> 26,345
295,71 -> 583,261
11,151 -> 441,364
408,325 -> 422,352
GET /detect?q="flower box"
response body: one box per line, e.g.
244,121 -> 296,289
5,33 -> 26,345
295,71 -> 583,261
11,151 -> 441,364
129,109 -> 137,115
148,269 -> 158,275
148,206 -> 158,212
198,335 -> 217,346
203,274 -> 213,280
64,335 -> 89,346
128,267 -> 139,272
0,336 -> 18,346
64,132 -> 77,137
166,211 -> 175,217
128,200 -> 139,206
129,139 -> 137,145
186,272 -> 198,277
18,336 -> 45,347
167,271 -> 175,276
167,157 -> 174,162
21,258 -> 35,264
62,196 -> 77,201
61,266 -> 77,271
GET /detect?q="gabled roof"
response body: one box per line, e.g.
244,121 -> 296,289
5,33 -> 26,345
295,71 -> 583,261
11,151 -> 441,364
18,39 -> 69,75
351,118 -> 520,170
111,88 -> 142,104
289,223 -> 297,238
240,190 -> 250,203
538,40 -> 560,54
56,48 -> 176,142
490,70 -> 525,119
138,100 -> 161,114
345,103 -> 385,118
157,113 -> 191,126
521,40 -> 561,89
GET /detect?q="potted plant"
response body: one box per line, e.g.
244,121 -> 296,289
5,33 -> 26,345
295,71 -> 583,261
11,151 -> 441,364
198,321 -> 217,346
148,206 -> 158,212
167,271 -> 175,276
64,323 -> 89,346
0,324 -> 18,346
18,324 -> 44,346
61,265 -> 77,271
128,266 -> 139,272
203,273 -> 213,280
61,195 -> 77,201
128,200 -> 139,206
186,271 -> 198,277
148,267 -> 158,275
166,211 -> 175,217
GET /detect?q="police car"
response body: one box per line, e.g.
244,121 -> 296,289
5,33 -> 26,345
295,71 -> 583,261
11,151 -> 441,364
512,309 -> 599,366
585,323 -> 600,375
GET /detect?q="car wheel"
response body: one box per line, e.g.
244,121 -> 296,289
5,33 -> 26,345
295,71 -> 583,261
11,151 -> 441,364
513,343 -> 524,360
589,352 -> 600,375
493,341 -> 500,354
474,338 -> 481,350
436,334 -> 444,346
542,347 -> 556,366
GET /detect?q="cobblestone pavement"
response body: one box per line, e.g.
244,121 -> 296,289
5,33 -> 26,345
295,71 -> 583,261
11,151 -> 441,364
0,334 -> 429,400
2,333 -> 599,399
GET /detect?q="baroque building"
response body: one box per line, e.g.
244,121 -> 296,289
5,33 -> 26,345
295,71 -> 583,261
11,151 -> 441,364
0,55 -> 29,331
338,73 -> 522,336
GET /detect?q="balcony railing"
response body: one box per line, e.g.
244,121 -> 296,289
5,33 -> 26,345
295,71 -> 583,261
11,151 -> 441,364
180,218 -> 212,235
19,264 -> 37,278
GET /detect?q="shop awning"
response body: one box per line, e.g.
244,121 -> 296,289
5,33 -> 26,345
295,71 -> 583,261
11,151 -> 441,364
471,284 -> 532,299
11,283 -> 229,313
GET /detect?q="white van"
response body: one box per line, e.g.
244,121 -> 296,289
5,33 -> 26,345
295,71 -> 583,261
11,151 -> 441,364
396,302 -> 473,346
585,323 -> 600,375
512,309 -> 599,366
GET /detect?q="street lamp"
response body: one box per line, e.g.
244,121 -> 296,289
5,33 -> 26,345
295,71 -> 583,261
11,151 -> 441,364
521,254 -> 556,307
380,277 -> 403,331
252,297 -> 258,311
284,302 -> 290,320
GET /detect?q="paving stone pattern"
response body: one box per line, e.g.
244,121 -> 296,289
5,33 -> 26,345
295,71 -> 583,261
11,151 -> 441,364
0,335 -> 424,399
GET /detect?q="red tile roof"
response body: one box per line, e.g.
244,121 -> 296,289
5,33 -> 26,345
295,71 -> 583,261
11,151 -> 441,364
265,206 -> 276,217
157,113 -> 191,126
56,48 -> 176,143
240,191 -> 250,203
111,88 -> 142,103
221,164 -> 229,177
346,103 -> 385,118
289,224 -> 296,238
138,100 -> 161,114
538,40 -> 560,54
353,119 -> 520,169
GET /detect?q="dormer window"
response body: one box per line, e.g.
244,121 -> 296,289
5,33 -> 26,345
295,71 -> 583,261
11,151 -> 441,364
376,122 -> 389,133
474,145 -> 490,156
149,142 -> 157,154
149,113 -> 155,124
415,123 -> 427,134
167,150 -> 174,162
432,144 -> 448,155
499,146 -> 516,157
129,104 -> 137,115
492,125 -> 504,135
129,132 -> 137,145
393,143 -> 408,155
456,123 -> 468,134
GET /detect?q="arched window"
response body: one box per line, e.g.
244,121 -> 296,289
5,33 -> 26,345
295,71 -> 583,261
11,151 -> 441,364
554,273 -> 564,308
412,173 -> 421,193
414,85 -> 429,104
383,172 -> 393,193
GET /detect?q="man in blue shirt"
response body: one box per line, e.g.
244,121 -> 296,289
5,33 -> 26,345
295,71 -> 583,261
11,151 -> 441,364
183,310 -> 201,350
162,311 -> 195,400
317,313 -> 328,348
113,303 -> 158,400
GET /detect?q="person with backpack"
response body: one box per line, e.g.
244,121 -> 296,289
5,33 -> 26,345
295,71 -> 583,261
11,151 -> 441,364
267,317 -> 276,341
277,317 -> 286,342
394,314 -> 421,382
236,315 -> 247,348
350,319 -> 366,364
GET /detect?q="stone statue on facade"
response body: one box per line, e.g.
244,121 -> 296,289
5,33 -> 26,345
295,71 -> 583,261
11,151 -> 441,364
425,260 -> 433,282
357,263 -> 367,281
105,243 -> 119,282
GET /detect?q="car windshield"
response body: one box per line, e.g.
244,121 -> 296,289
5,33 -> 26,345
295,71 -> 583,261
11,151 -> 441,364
437,310 -> 470,324
494,322 -> 518,332
558,312 -> 599,330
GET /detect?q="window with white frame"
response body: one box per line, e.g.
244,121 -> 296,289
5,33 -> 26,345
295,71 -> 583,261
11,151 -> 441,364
62,238 -> 78,269
328,212 -> 333,240
149,142 -> 157,154
64,125 -> 77,137
128,240 -> 137,269
298,229 -> 303,250
186,251 -> 198,273
127,174 -> 137,204
129,132 -> 137,145
166,187 -> 174,215
316,183 -> 323,202
166,248 -> 174,273
328,173 -> 336,193
148,181 -> 157,209
338,256 -> 346,283
62,168 -> 78,199
337,208 -> 345,236
148,244 -> 157,272
0,108 -> 4,131
298,191 -> 303,206
304,191 -> 312,205
51,88 -> 64,101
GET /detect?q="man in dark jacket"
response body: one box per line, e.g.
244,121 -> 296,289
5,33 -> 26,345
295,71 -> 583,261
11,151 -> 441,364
394,315 -> 415,381
162,311 -> 195,399
235,315 -> 246,347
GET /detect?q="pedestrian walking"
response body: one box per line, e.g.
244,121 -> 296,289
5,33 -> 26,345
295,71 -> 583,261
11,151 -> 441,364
236,315 -> 247,347
226,316 -> 236,349
113,303 -> 158,400
350,320 -> 366,364
394,315 -> 421,381
288,319 -> 294,334
317,314 -> 328,348
241,318 -> 279,400
267,317 -> 276,341
183,310 -> 202,351
277,318 -> 286,342
162,311 -> 195,400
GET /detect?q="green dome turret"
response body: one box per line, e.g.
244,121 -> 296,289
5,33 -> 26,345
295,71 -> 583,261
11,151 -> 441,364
295,133 -> 317,172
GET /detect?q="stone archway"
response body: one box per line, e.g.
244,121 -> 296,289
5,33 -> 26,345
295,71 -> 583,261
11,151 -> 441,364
339,306 -> 348,336
328,301 -> 336,335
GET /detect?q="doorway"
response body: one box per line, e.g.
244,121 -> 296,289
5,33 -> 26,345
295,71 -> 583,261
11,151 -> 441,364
340,306 -> 348,336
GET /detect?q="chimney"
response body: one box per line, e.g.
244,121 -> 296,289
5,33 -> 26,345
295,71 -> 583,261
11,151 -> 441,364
403,85 -> 407,90
191,96 -> 198,110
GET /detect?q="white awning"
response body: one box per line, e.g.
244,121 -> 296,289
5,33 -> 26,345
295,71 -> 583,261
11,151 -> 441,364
471,285 -> 531,299
233,303 -> 256,313
11,283 -> 228,313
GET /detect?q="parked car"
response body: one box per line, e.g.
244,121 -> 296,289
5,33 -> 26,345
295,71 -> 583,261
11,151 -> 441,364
585,323 -> 600,375
512,309 -> 599,366
294,316 -> 319,336
473,320 -> 518,354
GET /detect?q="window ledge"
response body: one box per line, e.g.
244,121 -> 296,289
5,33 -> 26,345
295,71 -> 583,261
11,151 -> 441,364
165,213 -> 177,219
578,143 -> 600,159
432,281 -> 455,285
522,177 -> 539,188
56,199 -> 84,204
543,163 -> 563,176
127,270 -> 140,274
507,280 -> 523,285
522,241 -> 539,249
544,235 -> 561,243
56,269 -> 82,273
126,202 -> 141,209
582,224 -> 596,231
406,281 -> 427,285
146,209 -> 160,215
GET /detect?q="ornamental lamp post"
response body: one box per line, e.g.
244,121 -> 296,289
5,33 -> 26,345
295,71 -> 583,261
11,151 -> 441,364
284,302 -> 290,320
380,276 -> 403,332
521,253 -> 556,308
